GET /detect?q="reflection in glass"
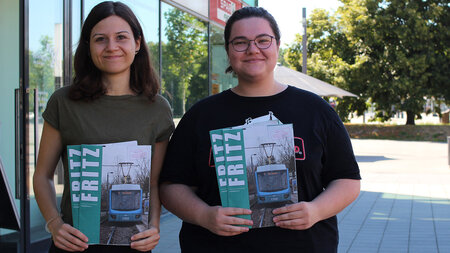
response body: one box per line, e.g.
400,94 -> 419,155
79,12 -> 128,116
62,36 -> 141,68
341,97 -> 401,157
243,0 -> 256,6
161,3 -> 208,118
72,0 -> 82,56
29,0 -> 64,196
27,0 -> 65,243
210,25 -> 238,95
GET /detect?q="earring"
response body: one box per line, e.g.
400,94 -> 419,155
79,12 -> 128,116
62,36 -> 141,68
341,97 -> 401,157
135,50 -> 139,55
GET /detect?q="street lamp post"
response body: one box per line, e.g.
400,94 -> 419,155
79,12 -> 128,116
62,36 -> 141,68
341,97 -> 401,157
107,171 -> 114,190
106,171 -> 114,210
250,154 -> 258,174
301,7 -> 307,74
250,154 -> 258,187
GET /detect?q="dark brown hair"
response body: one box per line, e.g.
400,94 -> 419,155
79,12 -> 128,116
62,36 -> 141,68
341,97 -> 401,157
70,1 -> 159,101
224,7 -> 281,73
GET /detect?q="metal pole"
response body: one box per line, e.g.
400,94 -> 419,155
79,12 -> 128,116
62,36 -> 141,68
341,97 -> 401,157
251,154 -> 257,174
301,8 -> 307,74
20,0 -> 31,251
64,0 -> 72,88
158,0 -> 162,87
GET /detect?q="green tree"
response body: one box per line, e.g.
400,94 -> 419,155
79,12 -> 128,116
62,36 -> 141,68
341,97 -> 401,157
29,36 -> 56,114
277,47 -> 288,66
162,8 -> 208,117
284,8 -> 367,122
285,0 -> 449,125
340,0 -> 449,124
147,41 -> 159,76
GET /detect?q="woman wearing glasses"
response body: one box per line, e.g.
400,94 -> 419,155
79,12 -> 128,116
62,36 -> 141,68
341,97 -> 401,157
160,7 -> 360,252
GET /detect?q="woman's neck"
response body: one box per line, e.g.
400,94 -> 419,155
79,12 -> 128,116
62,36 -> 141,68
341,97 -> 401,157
102,71 -> 134,96
232,77 -> 287,97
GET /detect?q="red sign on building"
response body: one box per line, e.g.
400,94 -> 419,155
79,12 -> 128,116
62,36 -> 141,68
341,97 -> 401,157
210,0 -> 243,27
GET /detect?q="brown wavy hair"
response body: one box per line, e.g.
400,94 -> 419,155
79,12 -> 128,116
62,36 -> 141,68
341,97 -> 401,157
69,1 -> 159,101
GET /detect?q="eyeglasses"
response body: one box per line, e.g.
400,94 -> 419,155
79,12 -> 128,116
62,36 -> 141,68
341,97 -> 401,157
228,35 -> 275,52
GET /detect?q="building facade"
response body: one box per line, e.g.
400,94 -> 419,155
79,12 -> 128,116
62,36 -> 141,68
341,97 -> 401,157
0,0 -> 257,251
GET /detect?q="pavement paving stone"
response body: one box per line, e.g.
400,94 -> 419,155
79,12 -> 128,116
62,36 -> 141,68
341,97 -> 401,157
154,139 -> 450,253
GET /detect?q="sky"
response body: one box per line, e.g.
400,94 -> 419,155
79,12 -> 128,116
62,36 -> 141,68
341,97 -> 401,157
28,0 -> 343,51
258,0 -> 343,48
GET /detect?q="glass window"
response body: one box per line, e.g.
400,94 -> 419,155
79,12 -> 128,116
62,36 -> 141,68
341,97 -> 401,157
72,0 -> 82,52
28,0 -> 65,242
161,3 -> 209,118
170,0 -> 209,18
111,190 -> 141,211
257,170 -> 288,192
28,0 -> 64,195
0,0 -> 21,242
210,25 -> 238,95
243,0 -> 256,6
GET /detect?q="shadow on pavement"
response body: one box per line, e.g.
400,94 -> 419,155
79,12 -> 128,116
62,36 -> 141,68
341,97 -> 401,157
355,155 -> 395,163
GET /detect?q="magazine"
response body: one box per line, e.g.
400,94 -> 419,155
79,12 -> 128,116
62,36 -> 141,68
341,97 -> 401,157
210,113 -> 298,228
67,141 -> 151,245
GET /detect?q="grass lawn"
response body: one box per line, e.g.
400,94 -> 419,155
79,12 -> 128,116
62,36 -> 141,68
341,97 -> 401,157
344,124 -> 450,142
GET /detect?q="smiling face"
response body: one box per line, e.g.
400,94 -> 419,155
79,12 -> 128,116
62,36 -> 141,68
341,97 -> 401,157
89,15 -> 141,78
227,17 -> 279,82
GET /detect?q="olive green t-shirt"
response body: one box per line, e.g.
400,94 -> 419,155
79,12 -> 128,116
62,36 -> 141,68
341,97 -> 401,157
42,86 -> 174,224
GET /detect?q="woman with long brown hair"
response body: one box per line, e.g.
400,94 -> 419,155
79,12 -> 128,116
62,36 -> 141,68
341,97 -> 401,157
33,2 -> 174,252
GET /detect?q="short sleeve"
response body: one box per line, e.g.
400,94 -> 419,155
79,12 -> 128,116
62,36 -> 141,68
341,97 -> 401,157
154,95 -> 175,143
42,88 -> 62,130
322,107 -> 361,185
159,108 -> 198,186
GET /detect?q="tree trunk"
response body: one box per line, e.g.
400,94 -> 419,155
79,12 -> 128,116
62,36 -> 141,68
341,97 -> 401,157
405,110 -> 415,125
182,85 -> 186,115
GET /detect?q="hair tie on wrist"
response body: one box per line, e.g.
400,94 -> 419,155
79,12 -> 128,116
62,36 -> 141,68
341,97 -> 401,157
45,214 -> 61,233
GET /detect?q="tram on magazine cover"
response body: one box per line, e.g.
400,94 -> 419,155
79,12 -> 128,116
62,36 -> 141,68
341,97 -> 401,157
108,184 -> 143,222
254,164 -> 291,204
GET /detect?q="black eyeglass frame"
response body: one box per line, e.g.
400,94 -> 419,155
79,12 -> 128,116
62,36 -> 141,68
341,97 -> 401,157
228,34 -> 275,52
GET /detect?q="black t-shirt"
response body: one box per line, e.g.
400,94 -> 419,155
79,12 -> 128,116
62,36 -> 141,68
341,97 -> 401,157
160,86 -> 360,252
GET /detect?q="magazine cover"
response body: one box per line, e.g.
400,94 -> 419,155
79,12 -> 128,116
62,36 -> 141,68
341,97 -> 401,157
67,145 -> 82,229
243,123 -> 297,228
210,115 -> 297,228
222,128 -> 251,223
209,129 -> 228,207
68,141 -> 151,245
79,144 -> 103,243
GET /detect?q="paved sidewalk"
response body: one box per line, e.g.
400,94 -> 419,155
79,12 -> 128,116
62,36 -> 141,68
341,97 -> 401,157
154,139 -> 450,253
153,212 -> 182,253
339,139 -> 450,253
